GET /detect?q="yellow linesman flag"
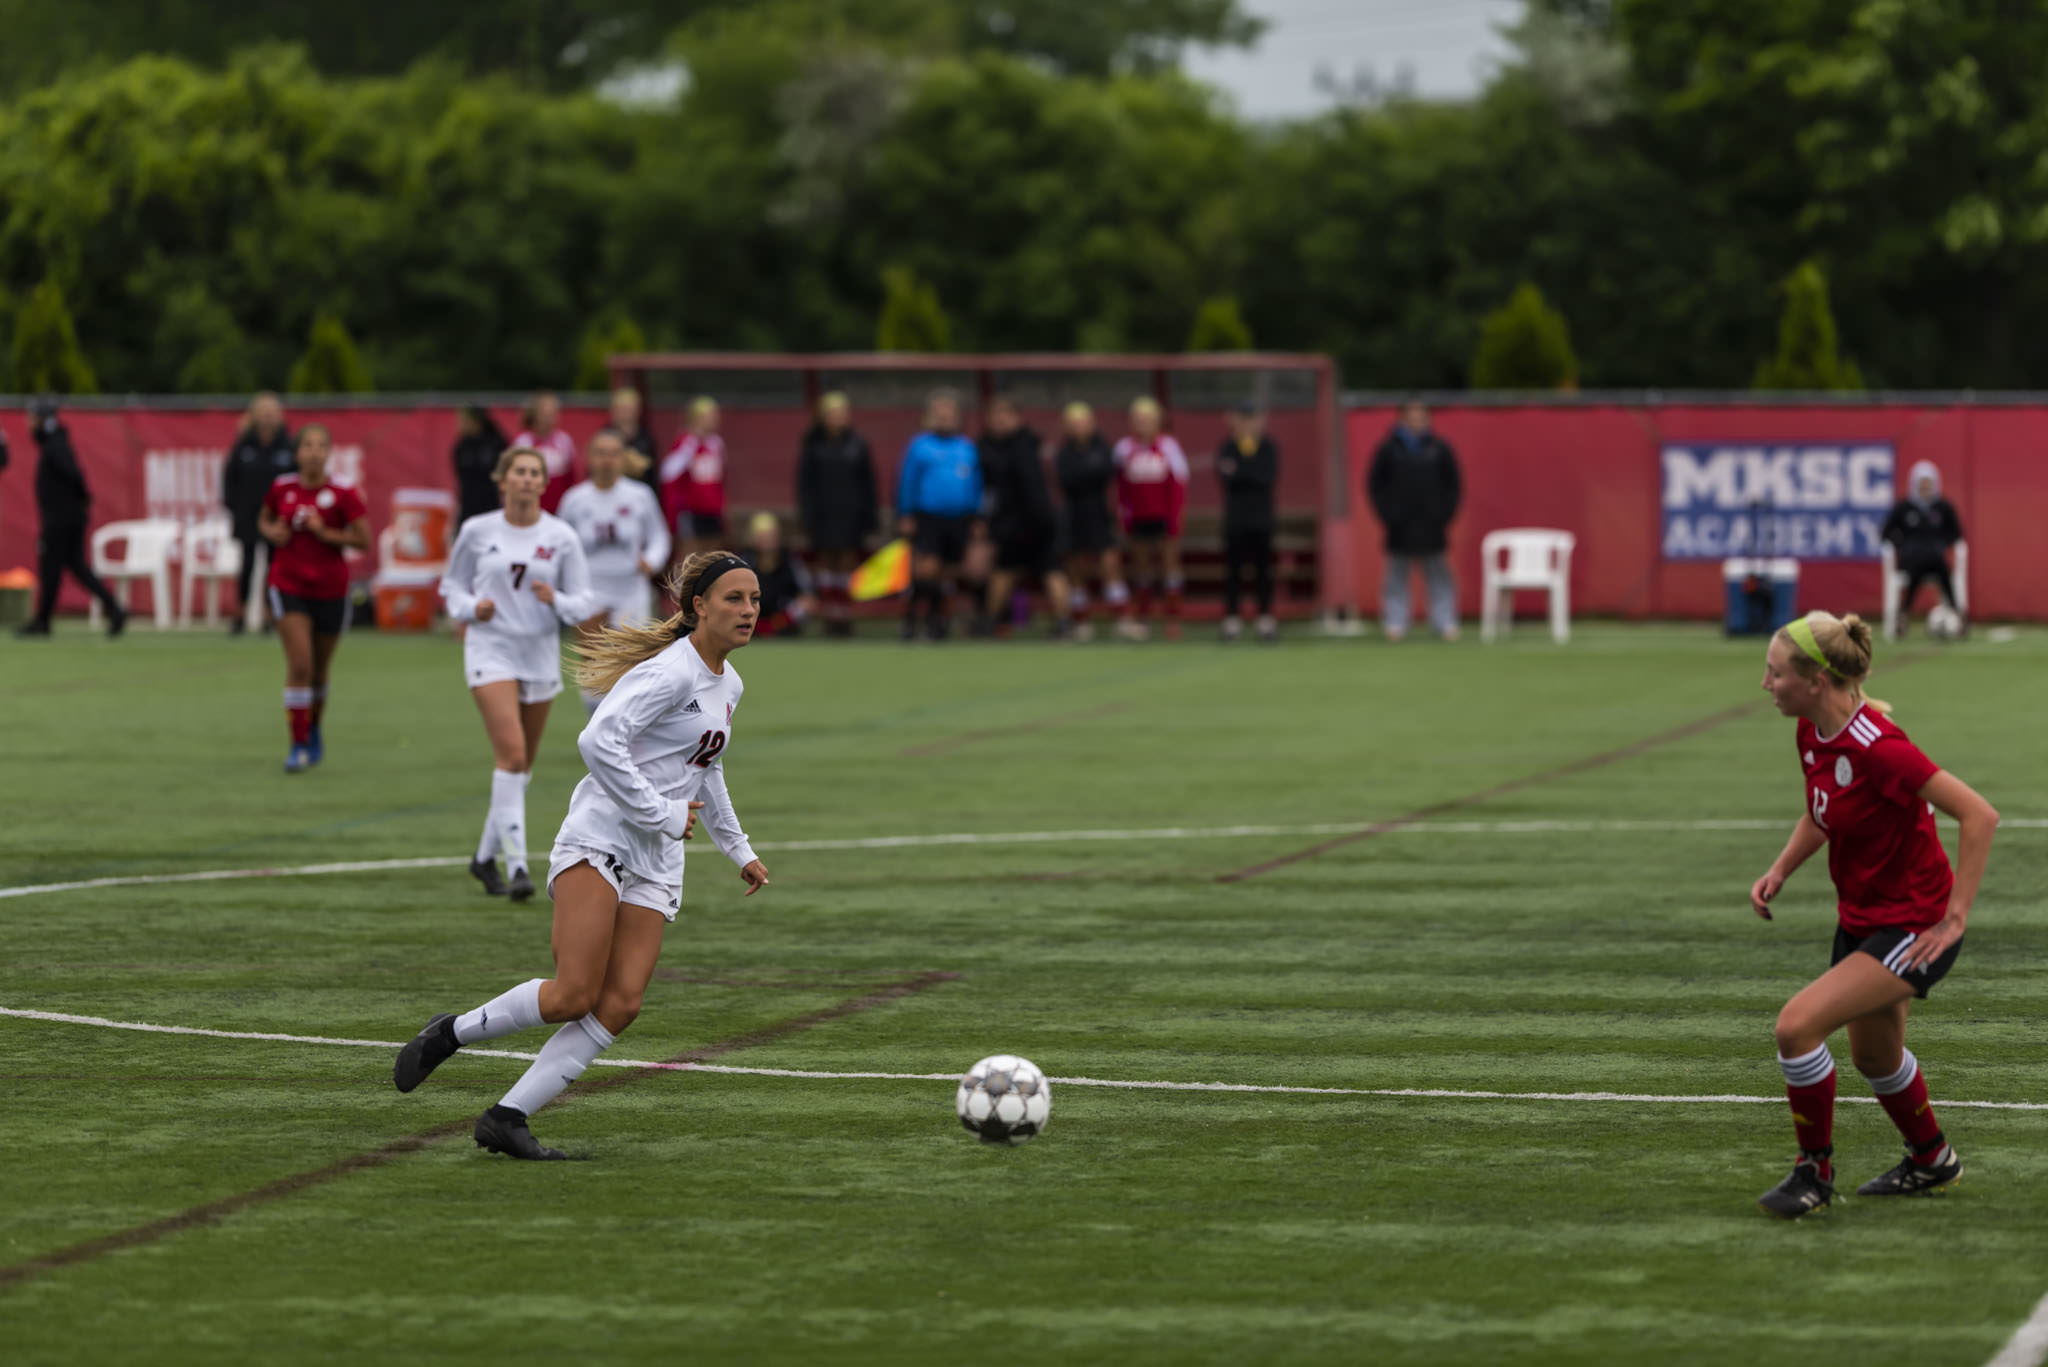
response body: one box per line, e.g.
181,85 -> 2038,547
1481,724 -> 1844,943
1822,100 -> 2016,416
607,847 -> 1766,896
849,538 -> 912,601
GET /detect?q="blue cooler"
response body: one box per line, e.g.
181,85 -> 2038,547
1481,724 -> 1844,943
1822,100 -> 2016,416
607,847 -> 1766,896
1723,557 -> 1799,635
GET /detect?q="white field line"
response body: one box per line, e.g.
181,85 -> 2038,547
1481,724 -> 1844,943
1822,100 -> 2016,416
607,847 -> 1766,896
1987,1290 -> 2048,1367
5,1006 -> 2048,1112
5,817 -> 2042,902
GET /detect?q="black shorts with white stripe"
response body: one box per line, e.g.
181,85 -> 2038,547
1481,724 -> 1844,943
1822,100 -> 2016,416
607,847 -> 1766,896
1832,925 -> 1961,999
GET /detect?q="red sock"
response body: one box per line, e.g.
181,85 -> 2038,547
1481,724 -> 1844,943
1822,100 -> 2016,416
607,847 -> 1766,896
1135,585 -> 1155,617
1870,1055 -> 1946,1160
1780,1044 -> 1836,1175
1164,585 -> 1183,619
288,706 -> 312,745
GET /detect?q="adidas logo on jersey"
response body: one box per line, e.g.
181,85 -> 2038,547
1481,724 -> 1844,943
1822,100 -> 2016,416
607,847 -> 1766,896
682,698 -> 701,714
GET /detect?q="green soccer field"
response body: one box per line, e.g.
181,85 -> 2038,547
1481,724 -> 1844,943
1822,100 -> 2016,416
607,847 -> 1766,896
2,622 -> 2044,1366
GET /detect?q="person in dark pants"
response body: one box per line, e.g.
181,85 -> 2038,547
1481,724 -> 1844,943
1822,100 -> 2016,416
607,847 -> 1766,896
1055,402 -> 1129,641
796,391 -> 878,637
1367,399 -> 1462,642
16,396 -> 126,638
221,391 -> 295,633
978,394 -> 1070,638
1880,460 -> 1965,639
452,404 -> 509,526
1217,403 -> 1280,643
895,390 -> 982,641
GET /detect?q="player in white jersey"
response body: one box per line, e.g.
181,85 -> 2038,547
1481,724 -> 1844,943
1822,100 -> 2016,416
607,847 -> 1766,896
557,429 -> 671,711
393,549 -> 771,1161
438,447 -> 594,902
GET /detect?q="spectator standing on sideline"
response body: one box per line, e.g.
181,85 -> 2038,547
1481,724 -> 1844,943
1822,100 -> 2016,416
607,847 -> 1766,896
1055,402 -> 1130,641
608,388 -> 658,485
15,396 -> 126,639
795,391 -> 876,637
1113,397 -> 1190,640
660,397 -> 727,559
513,392 -> 580,514
1217,403 -> 1279,643
895,389 -> 982,642
221,391 -> 294,633
1880,461 -> 1966,638
740,511 -> 816,638
452,404 -> 509,526
1368,399 -> 1462,642
978,394 -> 1070,638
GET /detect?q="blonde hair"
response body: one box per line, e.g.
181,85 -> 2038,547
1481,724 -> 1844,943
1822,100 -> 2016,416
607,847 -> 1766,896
1776,610 -> 1892,715
575,549 -> 742,695
689,396 -> 719,422
1063,401 -> 1093,425
818,390 -> 850,419
1130,396 -> 1162,420
493,444 -> 547,483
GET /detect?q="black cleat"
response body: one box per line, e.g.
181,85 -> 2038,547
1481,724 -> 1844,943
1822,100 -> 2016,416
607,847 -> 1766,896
1858,1147 -> 1963,1197
1758,1161 -> 1834,1218
107,604 -> 129,638
507,867 -> 536,902
393,1013 -> 460,1093
474,1104 -> 566,1160
469,857 -> 508,896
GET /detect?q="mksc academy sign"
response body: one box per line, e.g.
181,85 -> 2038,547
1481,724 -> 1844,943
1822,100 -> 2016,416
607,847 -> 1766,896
1660,443 -> 1894,561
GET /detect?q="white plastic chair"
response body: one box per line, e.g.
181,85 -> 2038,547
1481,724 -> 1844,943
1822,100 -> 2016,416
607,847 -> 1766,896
1882,540 -> 1968,640
177,516 -> 242,628
88,519 -> 182,630
1480,528 -> 1576,644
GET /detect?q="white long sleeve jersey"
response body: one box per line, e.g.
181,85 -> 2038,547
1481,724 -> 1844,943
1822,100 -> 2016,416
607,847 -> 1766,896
560,636 -> 756,885
556,479 -> 671,583
440,510 -> 595,633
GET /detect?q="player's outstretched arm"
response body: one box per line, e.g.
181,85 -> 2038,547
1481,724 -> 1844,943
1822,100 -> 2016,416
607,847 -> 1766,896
1751,814 -> 1826,919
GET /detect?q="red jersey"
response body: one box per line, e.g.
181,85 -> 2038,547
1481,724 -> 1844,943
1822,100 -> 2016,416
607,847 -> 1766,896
1113,434 -> 1189,535
514,428 -> 581,513
1796,705 -> 1951,932
264,475 -> 369,600
659,433 -> 727,522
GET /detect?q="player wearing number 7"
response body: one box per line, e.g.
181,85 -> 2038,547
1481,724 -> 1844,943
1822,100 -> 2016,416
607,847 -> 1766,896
1751,610 -> 1999,1218
394,550 -> 770,1160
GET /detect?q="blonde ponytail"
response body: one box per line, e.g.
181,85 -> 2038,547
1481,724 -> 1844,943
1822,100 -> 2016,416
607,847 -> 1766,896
573,550 -> 737,695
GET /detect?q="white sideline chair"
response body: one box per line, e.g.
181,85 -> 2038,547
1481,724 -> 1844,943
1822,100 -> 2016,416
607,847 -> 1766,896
1480,528 -> 1576,644
88,519 -> 182,630
1882,540 -> 1968,640
178,516 -> 242,628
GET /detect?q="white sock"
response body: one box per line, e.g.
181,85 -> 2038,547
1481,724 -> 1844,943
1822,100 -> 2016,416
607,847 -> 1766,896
491,769 -> 528,875
499,1013 -> 615,1116
474,806 -> 498,864
453,978 -> 546,1044
1104,580 -> 1131,606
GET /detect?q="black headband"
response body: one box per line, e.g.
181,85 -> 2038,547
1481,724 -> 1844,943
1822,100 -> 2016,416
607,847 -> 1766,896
692,556 -> 749,604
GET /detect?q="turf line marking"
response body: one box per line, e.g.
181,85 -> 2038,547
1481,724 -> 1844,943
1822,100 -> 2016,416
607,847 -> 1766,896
898,701 -> 1132,758
1987,1290 -> 2048,1367
0,974 -> 958,1291
7,1006 -> 2048,1112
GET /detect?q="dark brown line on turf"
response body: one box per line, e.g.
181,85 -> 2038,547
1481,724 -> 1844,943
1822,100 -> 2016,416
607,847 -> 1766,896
898,701 -> 1130,757
0,971 -> 960,1291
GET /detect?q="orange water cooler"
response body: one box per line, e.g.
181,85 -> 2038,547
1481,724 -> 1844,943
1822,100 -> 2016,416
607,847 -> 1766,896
374,488 -> 455,631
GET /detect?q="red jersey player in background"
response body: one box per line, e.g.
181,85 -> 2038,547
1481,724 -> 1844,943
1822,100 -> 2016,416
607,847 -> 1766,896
1113,397 -> 1189,640
1750,610 -> 1999,1218
256,425 -> 370,773
514,391 -> 581,514
660,397 -> 727,559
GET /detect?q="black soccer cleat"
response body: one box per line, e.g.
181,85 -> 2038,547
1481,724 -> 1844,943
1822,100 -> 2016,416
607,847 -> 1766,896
392,1013 -> 460,1093
1758,1161 -> 1834,1218
469,857 -> 508,896
1857,1147 -> 1963,1197
506,867 -> 536,902
474,1104 -> 566,1160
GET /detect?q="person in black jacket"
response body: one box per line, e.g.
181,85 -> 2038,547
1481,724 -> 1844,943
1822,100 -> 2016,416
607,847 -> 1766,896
220,392 -> 295,633
1217,403 -> 1280,643
1367,400 -> 1462,642
978,394 -> 1071,638
452,404 -> 509,526
608,387 -> 659,486
1054,402 -> 1131,641
1880,459 -> 1966,637
795,391 -> 877,637
16,396 -> 126,638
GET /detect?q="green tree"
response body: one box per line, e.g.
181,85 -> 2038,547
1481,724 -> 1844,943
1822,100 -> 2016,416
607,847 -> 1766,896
574,314 -> 649,391
288,313 -> 374,393
8,278 -> 99,394
1470,282 -> 1578,389
1186,295 -> 1252,351
156,284 -> 257,393
1753,261 -> 1863,391
875,266 -> 952,351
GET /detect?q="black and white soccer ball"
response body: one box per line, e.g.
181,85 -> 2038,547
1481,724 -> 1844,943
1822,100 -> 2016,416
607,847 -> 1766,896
1927,604 -> 1964,641
956,1054 -> 1050,1145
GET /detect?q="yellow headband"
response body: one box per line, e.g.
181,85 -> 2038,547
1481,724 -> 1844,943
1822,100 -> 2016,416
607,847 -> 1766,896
1784,616 -> 1844,679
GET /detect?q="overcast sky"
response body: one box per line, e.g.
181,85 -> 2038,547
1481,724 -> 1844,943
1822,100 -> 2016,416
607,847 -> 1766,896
1181,0 -> 1525,120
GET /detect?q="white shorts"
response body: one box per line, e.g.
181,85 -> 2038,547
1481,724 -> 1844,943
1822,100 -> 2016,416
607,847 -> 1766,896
464,627 -> 563,704
588,574 -> 655,627
548,843 -> 682,921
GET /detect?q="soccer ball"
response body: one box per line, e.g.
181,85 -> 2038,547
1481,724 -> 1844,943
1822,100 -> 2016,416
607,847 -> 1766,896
956,1054 -> 1050,1145
1927,604 -> 1964,640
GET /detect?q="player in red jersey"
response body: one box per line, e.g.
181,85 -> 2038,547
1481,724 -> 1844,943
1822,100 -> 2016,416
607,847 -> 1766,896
513,391 -> 581,514
659,397 -> 727,559
1750,610 -> 2000,1217
1112,397 -> 1189,640
256,426 -> 371,773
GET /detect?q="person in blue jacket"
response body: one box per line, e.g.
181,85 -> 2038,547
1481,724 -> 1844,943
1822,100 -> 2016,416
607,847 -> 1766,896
895,389 -> 983,641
